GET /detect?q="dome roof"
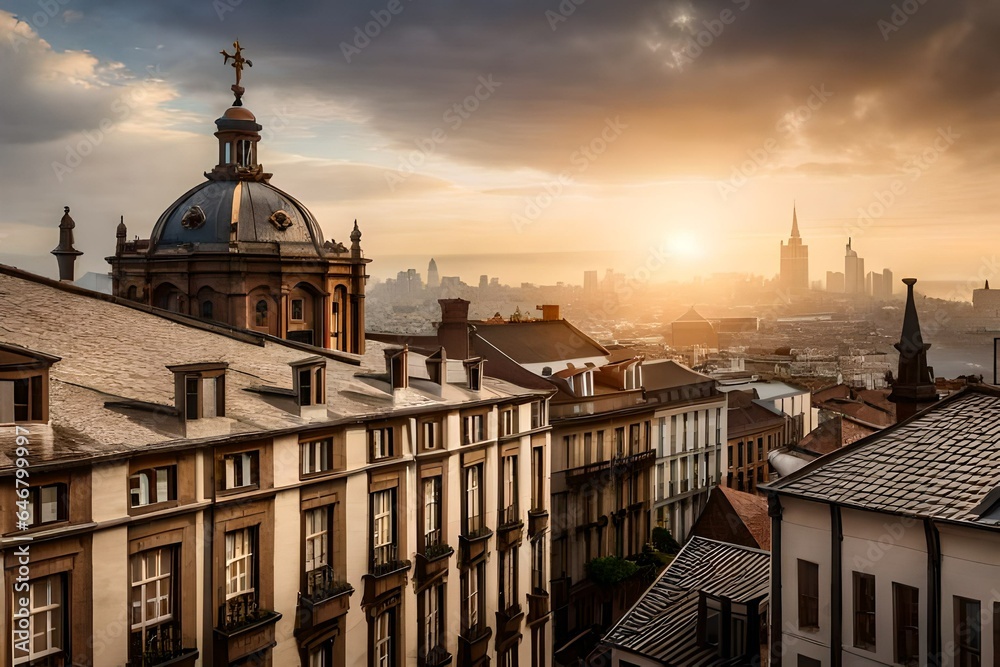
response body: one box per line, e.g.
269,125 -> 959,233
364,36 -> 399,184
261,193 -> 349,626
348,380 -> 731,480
149,180 -> 328,257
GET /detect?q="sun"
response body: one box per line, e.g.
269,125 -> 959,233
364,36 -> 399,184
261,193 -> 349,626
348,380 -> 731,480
666,232 -> 702,259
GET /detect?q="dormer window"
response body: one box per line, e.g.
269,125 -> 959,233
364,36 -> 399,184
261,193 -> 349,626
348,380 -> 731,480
291,357 -> 326,407
624,362 -> 642,390
385,348 -> 409,390
464,359 -> 484,392
573,371 -> 594,397
167,363 -> 227,421
0,344 -> 59,424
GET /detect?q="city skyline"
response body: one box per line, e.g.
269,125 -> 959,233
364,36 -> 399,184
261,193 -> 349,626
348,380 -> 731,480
1,1 -> 999,287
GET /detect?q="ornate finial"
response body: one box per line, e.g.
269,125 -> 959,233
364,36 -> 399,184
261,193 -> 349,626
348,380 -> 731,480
116,215 -> 127,238
52,206 -> 83,282
351,220 -> 361,243
220,40 -> 253,106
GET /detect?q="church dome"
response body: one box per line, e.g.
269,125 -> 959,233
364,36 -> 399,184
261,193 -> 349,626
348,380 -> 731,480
149,179 -> 328,257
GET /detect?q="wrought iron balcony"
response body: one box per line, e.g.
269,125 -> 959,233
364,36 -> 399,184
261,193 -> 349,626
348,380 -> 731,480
370,543 -> 411,577
304,565 -> 352,603
218,592 -> 278,633
128,623 -> 198,667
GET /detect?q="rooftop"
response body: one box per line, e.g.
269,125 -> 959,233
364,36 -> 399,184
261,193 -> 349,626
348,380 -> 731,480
0,266 -> 542,471
473,319 -> 609,365
768,385 -> 1000,526
641,359 -> 715,391
603,536 -> 770,665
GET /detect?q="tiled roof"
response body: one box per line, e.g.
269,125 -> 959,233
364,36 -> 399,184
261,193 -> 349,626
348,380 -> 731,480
0,267 -> 540,470
473,320 -> 608,364
603,537 -> 769,665
719,486 -> 771,550
727,390 -> 786,437
770,386 -> 1000,525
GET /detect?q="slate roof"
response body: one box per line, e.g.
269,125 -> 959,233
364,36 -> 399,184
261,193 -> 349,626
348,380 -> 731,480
0,266 -> 542,471
473,320 -> 608,364
641,359 -> 714,391
727,390 -> 786,438
603,537 -> 769,665
768,386 -> 1000,525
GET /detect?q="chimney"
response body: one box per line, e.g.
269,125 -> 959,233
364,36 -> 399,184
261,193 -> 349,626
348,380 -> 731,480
888,278 -> 938,423
426,347 -> 446,387
438,299 -> 471,359
536,304 -> 561,321
52,206 -> 83,282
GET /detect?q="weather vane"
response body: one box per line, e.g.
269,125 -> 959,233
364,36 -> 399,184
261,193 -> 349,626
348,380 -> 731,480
220,40 -> 253,106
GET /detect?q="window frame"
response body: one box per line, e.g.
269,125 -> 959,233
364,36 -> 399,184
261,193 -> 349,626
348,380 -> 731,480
300,438 -> 333,477
129,465 -> 177,509
893,582 -> 920,667
129,546 -> 177,661
464,463 -> 484,537
423,476 -> 442,551
797,559 -> 820,630
369,427 -> 395,461
12,574 -> 66,666
853,571 -> 876,651
222,450 -> 259,491
22,482 -> 68,529
224,527 -> 256,602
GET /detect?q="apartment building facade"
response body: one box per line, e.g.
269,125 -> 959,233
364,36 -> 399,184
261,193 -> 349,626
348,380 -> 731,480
0,268 -> 552,667
766,385 -> 1000,667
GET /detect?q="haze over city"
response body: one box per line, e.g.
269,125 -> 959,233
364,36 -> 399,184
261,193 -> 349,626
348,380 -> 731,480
1,0 -> 1000,289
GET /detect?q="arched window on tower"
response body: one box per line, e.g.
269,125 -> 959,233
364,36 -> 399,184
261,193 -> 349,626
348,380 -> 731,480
126,285 -> 138,301
236,140 -> 253,168
255,299 -> 269,327
202,300 -> 214,320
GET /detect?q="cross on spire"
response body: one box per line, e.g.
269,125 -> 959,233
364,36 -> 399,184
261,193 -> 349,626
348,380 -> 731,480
220,40 -> 253,106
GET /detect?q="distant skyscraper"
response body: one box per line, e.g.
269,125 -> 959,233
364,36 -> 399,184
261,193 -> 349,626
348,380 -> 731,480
845,238 -> 865,294
883,269 -> 893,297
779,204 -> 809,291
826,271 -> 845,293
479,274 -> 489,290
427,258 -> 440,289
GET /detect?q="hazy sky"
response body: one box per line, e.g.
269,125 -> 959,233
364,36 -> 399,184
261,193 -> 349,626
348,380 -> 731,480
0,0 -> 998,286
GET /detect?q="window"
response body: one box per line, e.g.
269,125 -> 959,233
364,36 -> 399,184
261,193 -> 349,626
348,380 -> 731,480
853,572 -> 876,650
798,560 -> 819,629
499,647 -> 518,667
629,423 -> 641,455
202,300 -> 214,319
297,366 -> 326,407
463,414 -> 485,444
12,574 -> 65,666
465,464 -> 484,536
421,420 -> 439,450
462,561 -> 486,635
2,376 -> 44,422
371,489 -> 396,571
130,547 -> 176,661
500,545 -> 518,613
797,658 -> 821,667
500,408 -> 516,437
301,438 -> 333,476
703,594 -> 721,646
130,466 -> 176,508
467,362 -> 482,391
370,427 -> 395,460
758,441 -> 764,461
255,299 -> 268,327
236,139 -> 253,168
715,408 -> 721,444
530,400 -> 546,429
291,299 -> 304,322
225,528 -> 255,601
893,583 -> 919,666
374,608 -> 395,667
955,597 -> 981,667
500,455 -> 518,526
423,477 -> 442,551
421,584 -> 445,660
180,372 -> 225,421
22,483 -> 68,528
304,507 -> 331,597
532,446 -> 544,511
309,643 -> 332,667
531,537 -> 546,593
222,451 -> 258,490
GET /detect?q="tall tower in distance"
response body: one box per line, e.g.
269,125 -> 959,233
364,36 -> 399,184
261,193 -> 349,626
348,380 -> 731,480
779,204 -> 809,291
845,238 -> 865,294
427,258 -> 440,289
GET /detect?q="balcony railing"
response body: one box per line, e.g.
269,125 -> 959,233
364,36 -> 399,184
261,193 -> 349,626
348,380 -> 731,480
304,565 -> 351,603
425,527 -> 442,551
370,544 -> 410,577
498,504 -> 520,529
218,592 -> 276,633
565,450 -> 656,486
128,622 -> 195,667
